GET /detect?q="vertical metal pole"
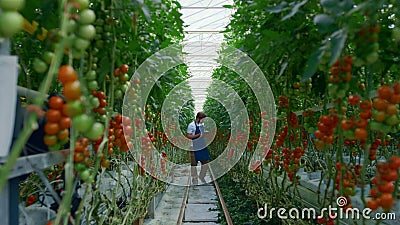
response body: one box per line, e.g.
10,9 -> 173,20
0,180 -> 10,225
1,37 -> 19,225
9,177 -> 19,225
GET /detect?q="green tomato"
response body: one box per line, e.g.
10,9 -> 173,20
385,115 -> 399,126
74,163 -> 86,173
33,58 -> 48,73
42,51 -> 55,64
86,70 -> 96,80
336,89 -> 347,99
366,52 -> 379,64
79,9 -> 96,24
120,83 -> 129,93
48,143 -> 61,151
0,11 -> 23,38
86,122 -> 104,140
78,24 -> 96,40
66,20 -> 77,34
74,38 -> 90,50
0,0 -> 25,10
115,89 -> 123,99
120,73 -> 130,82
90,96 -> 100,108
370,121 -> 383,131
64,101 -> 83,117
87,80 -> 98,91
99,114 -> 107,123
79,169 -> 91,182
72,114 -> 94,132
343,130 -> 355,140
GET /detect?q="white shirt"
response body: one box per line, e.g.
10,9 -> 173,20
187,121 -> 204,135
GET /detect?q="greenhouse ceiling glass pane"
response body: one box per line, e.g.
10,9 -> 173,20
178,0 -> 234,113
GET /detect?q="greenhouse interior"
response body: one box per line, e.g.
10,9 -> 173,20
1,0 -> 400,224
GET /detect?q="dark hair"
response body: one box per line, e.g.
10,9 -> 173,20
196,112 -> 206,119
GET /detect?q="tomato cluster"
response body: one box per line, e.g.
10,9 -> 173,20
341,99 -> 371,142
327,56 -> 353,99
316,216 -> 335,225
370,84 -> 400,133
282,146 -> 305,181
65,0 -> 96,58
74,138 -> 90,164
335,163 -> 362,210
25,194 -> 36,207
113,64 -> 130,99
278,95 -> 289,108
354,24 -> 380,66
108,114 -> 133,153
43,96 -> 71,149
92,90 -> 107,115
367,156 -> 400,211
288,112 -> 299,128
314,114 -> 339,150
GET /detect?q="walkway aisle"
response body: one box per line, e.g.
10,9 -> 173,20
144,164 -> 219,225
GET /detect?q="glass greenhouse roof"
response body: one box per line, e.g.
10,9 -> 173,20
178,0 -> 234,113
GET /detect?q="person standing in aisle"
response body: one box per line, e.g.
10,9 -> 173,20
186,112 -> 210,185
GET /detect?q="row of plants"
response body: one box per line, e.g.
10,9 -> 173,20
0,0 -> 194,224
205,0 -> 400,224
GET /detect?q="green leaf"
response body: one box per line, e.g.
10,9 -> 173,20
302,48 -> 323,82
282,0 -> 308,21
261,30 -> 280,42
277,61 -> 288,80
313,14 -> 335,34
329,28 -> 347,65
264,2 -> 288,13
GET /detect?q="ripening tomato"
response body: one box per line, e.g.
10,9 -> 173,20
377,85 -> 393,100
366,199 -> 379,210
43,135 -> 57,146
44,122 -> 60,135
389,94 -> 400,104
378,181 -> 395,193
58,65 -> 78,84
372,110 -> 386,122
348,95 -> 360,106
48,96 -> 64,110
57,129 -> 69,140
74,152 -> 85,163
46,109 -> 62,123
373,98 -> 388,111
340,119 -> 353,130
360,110 -> 372,120
386,104 -> 398,115
63,81 -> 82,101
354,128 -> 367,141
379,193 -> 394,210
360,100 -> 372,110
389,156 -> 400,170
381,170 -> 398,182
370,188 -> 379,198
120,64 -> 129,73
354,119 -> 368,128
59,116 -> 72,129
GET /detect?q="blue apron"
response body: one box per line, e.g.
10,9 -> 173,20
193,122 -> 210,162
